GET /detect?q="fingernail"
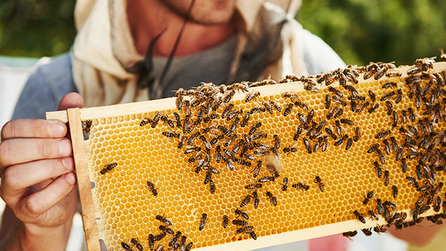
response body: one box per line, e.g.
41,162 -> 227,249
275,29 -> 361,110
65,172 -> 76,185
59,140 -> 72,156
61,157 -> 72,170
50,123 -> 65,137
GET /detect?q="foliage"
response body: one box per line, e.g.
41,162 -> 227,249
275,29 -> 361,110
297,0 -> 446,66
1,0 -> 446,66
0,0 -> 76,57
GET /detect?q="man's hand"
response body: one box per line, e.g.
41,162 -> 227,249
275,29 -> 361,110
0,93 -> 83,250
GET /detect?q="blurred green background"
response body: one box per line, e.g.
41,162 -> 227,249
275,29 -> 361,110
0,0 -> 445,66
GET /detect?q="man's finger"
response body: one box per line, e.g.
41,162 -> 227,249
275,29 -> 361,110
58,92 -> 84,111
1,119 -> 67,140
0,138 -> 72,169
15,172 -> 76,223
1,157 -> 74,198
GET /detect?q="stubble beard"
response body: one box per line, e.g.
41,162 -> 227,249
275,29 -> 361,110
160,0 -> 236,25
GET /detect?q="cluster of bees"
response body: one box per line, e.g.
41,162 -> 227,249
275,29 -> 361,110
89,52 -> 446,249
121,214 -> 193,251
344,56 -> 446,237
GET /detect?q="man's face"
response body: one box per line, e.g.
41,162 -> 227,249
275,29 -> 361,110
160,0 -> 237,25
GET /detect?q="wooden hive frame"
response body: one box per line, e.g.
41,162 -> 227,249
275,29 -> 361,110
47,61 -> 446,251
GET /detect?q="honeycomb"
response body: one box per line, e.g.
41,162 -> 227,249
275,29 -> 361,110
48,59 -> 446,251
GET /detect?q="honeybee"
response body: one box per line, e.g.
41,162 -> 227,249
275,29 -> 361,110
328,86 -> 343,98
266,191 -> 277,206
258,176 -> 275,183
131,238 -> 144,251
292,182 -> 309,191
325,94 -> 331,109
209,180 -> 216,194
245,91 -> 260,102
262,101 -> 274,114
269,100 -> 282,112
368,210 -> 379,221
148,234 -> 155,250
332,95 -> 346,106
373,161 -> 383,178
155,244 -> 164,251
383,170 -> 390,186
82,120 -> 93,134
326,106 -> 339,120
240,112 -> 251,127
162,131 -> 181,138
160,115 -> 175,128
281,177 -> 289,191
353,127 -> 361,142
168,231 -> 182,248
121,241 -> 131,251
159,225 -> 174,235
100,162 -> 117,175
375,130 -> 391,139
375,199 -> 384,215
156,214 -> 172,226
253,191 -> 260,209
392,185 -> 398,198
179,236 -> 187,251
440,48 -> 446,62
152,233 -> 167,244
140,117 -> 152,127
361,190 -> 374,205
151,112 -> 161,128
272,134 -> 281,150
376,148 -> 385,164
232,219 -> 249,226
199,213 -> 207,231
293,125 -> 304,141
353,210 -> 366,224
382,82 -> 397,89
244,182 -> 262,190
395,89 -> 402,103
350,100 -> 357,112
361,228 -> 373,237
385,71 -> 402,78
382,139 -> 391,155
356,101 -> 370,113
333,108 -> 344,119
283,146 -> 297,154
314,176 -> 325,192
235,209 -> 250,220
408,108 -> 416,122
222,90 -> 236,105
248,122 -> 262,136
283,103 -> 294,116
282,91 -> 300,100
222,215 -> 229,228
381,91 -> 396,102
303,138 -> 312,154
334,135 -> 347,147
240,194 -> 252,208
374,225 -> 387,234
147,181 -> 158,196
367,103 -> 379,114
223,155 -> 234,171
385,100 -> 393,116
407,65 -> 421,75
342,230 -> 357,240
185,242 -> 193,251
345,138 -> 353,150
